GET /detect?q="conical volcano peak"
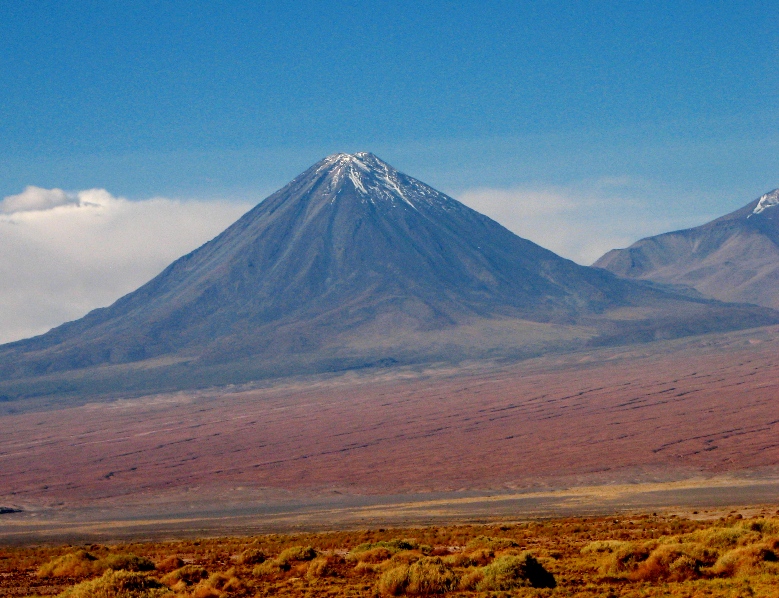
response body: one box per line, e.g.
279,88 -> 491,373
318,151 -> 396,181
311,151 -> 443,210
751,188 -> 779,216
2,148 -> 777,398
320,151 -> 386,167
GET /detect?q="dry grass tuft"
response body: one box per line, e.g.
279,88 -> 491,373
160,564 -> 208,588
443,550 -> 491,568
712,544 -> 779,577
348,538 -> 420,562
351,546 -> 392,564
594,540 -> 654,577
57,570 -> 170,598
477,552 -> 556,590
251,544 -> 317,577
385,550 -> 423,567
101,554 -> 155,573
276,545 -> 317,565
38,550 -> 98,578
378,557 -> 458,596
632,543 -> 718,582
154,556 -> 184,573
377,563 -> 410,596
306,555 -> 343,579
187,568 -> 244,596
233,547 -> 266,565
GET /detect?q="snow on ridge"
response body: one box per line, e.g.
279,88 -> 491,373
315,152 -> 459,214
751,189 -> 779,216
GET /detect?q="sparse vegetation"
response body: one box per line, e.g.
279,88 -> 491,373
57,570 -> 170,598
477,553 -> 556,590
3,511 -> 779,597
37,551 -> 155,578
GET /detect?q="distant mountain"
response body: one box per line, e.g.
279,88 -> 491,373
594,189 -> 779,308
1,154 -> 776,404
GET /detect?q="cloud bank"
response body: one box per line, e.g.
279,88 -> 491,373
456,181 -> 703,265
0,188 -> 252,344
0,186 -> 80,213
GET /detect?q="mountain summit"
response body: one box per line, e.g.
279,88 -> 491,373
594,189 -> 779,308
1,154 -> 776,403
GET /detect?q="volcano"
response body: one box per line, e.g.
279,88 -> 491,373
595,189 -> 779,309
1,153 -> 776,404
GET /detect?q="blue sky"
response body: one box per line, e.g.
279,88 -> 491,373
1,1 -> 778,341
2,1 -> 777,200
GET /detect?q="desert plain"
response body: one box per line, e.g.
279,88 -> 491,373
2,324 -> 778,543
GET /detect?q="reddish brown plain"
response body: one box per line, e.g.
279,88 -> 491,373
1,325 -> 779,517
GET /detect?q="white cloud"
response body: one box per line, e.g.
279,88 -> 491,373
0,188 -> 252,344
456,181 -> 704,266
0,185 -> 78,213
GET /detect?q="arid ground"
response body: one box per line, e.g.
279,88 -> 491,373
3,511 -> 779,597
1,325 -> 778,540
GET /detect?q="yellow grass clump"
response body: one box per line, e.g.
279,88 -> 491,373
38,550 -> 99,578
56,570 -> 170,598
37,551 -> 155,578
476,552 -> 556,590
232,547 -> 266,565
378,556 -> 458,596
160,564 -> 209,590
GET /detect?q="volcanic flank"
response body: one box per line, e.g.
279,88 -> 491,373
595,189 -> 779,308
1,153 -> 777,403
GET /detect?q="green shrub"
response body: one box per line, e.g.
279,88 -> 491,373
478,553 -> 556,590
57,570 -> 170,598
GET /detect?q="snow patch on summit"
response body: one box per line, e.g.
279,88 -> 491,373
322,152 -> 429,211
751,189 -> 779,216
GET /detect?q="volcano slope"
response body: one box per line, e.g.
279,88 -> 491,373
0,153 -> 777,407
595,189 -> 779,308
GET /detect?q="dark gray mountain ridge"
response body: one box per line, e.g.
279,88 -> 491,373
1,153 -> 777,403
594,189 -> 779,309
